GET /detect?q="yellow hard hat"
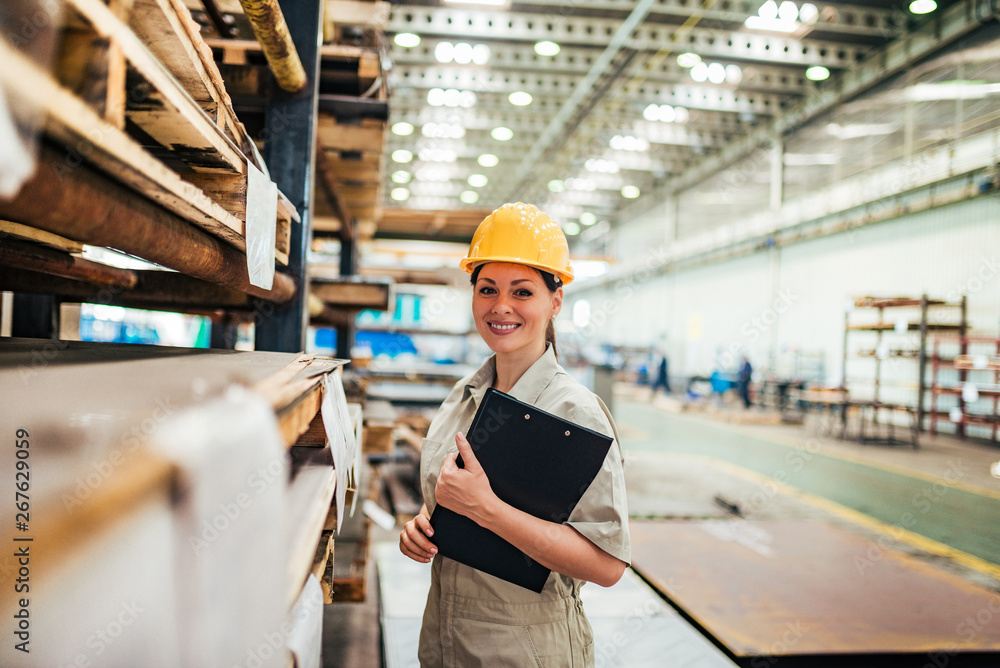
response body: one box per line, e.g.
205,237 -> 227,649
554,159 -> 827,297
459,202 -> 574,285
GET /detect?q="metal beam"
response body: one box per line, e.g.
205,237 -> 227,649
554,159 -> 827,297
255,0 -> 323,352
657,0 -> 1000,196
388,7 -> 870,67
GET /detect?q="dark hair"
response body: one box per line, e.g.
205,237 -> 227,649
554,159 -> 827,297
470,264 -> 562,358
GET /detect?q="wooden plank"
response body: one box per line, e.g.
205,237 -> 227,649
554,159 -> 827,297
276,384 -> 324,448
326,0 -> 390,29
0,37 -> 247,248
321,155 -> 380,183
311,280 -> 391,309
66,0 -> 245,174
0,221 -> 84,253
317,117 -> 385,152
295,411 -> 329,447
286,465 -> 337,609
0,239 -> 138,288
54,29 -> 128,129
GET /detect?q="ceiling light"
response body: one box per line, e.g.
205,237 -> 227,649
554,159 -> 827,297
806,65 -> 830,81
460,190 -> 480,204
643,103 -> 660,121
707,62 -> 726,84
442,0 -> 508,5
621,185 -> 640,199
799,3 -> 819,23
415,166 -> 451,181
390,188 -> 410,201
691,62 -> 709,83
580,212 -> 597,226
491,126 -> 514,141
421,122 -> 465,139
585,158 -> 619,174
391,121 -> 414,136
674,107 -> 690,123
744,15 -> 799,32
547,179 -> 565,193
565,177 -> 595,191
725,64 -> 743,84
478,154 -> 499,167
759,0 -> 778,20
418,148 -> 458,162
534,40 -> 560,56
391,149 -> 413,163
435,42 -> 454,63
427,88 -> 445,106
778,1 -> 799,21
610,135 -> 649,152
453,42 -> 474,64
909,0 -> 937,14
677,52 -> 701,68
825,123 -> 897,140
905,82 -> 1000,101
391,170 -> 412,184
468,174 -> 488,187
393,33 -> 420,48
472,44 -> 490,65
564,222 -> 581,236
508,91 -> 533,106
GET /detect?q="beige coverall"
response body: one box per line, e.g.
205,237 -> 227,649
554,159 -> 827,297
418,345 -> 631,667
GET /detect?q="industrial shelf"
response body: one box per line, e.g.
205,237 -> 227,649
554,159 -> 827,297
840,294 -> 968,447
0,338 -> 357,665
929,335 -> 1000,443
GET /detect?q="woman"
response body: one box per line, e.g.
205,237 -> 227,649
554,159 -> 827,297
399,202 -> 631,667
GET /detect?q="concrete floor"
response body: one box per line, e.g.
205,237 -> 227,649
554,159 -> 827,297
321,391 -> 1000,666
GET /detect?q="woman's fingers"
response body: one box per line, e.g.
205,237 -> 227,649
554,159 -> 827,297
399,516 -> 437,563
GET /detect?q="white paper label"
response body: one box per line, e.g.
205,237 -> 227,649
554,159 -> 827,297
245,161 -> 277,290
962,382 -> 980,403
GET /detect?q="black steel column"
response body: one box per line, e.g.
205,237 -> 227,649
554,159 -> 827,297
255,0 -> 322,353
210,313 -> 239,349
335,219 -> 357,360
11,293 -> 57,339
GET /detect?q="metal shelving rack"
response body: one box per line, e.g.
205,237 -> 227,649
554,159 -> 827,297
929,335 -> 1000,443
840,295 -> 968,447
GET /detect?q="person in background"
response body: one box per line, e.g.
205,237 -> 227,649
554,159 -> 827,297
398,202 -> 630,667
651,350 -> 671,397
738,355 -> 753,408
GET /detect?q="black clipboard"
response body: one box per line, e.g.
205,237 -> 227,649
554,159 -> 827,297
429,387 -> 613,592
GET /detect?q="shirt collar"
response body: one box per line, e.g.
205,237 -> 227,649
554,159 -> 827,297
463,344 -> 561,409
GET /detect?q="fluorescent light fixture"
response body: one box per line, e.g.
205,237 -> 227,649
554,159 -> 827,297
391,149 -> 413,163
468,174 -> 488,187
825,123 -> 897,140
744,16 -> 799,32
534,40 -> 560,56
621,185 -> 640,199
674,107 -> 690,123
758,0 -> 778,20
422,122 -> 465,139
584,158 -> 619,174
391,121 -> 414,136
783,153 -> 839,166
391,170 -> 412,184
460,190 -> 480,204
415,166 -> 451,182
478,153 -> 499,167
434,42 -> 454,63
491,126 -> 514,141
393,33 -> 420,48
565,178 -> 595,191
778,1 -> 799,21
418,148 -> 458,163
643,103 -> 660,121
547,179 -> 565,193
904,82 -> 1000,101
691,62 -> 709,83
806,65 -> 830,81
909,0 -> 937,14
725,64 -> 743,84
610,135 -> 649,152
579,212 -> 597,226
442,0 -> 508,6
508,91 -> 533,106
390,188 -> 410,201
453,42 -> 474,65
472,44 -> 490,65
677,52 -> 701,68
799,2 -> 819,22
564,222 -> 581,236
707,62 -> 726,84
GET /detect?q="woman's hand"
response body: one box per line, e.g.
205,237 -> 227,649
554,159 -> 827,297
434,432 -> 497,526
400,506 -> 437,564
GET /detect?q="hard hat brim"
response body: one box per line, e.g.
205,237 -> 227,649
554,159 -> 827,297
460,256 -> 574,285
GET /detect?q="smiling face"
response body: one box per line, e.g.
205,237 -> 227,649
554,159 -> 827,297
472,262 -> 562,357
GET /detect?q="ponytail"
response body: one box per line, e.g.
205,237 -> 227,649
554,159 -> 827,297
545,317 -> 558,360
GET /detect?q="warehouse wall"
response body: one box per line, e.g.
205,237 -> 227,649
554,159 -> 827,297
568,195 -> 1000,390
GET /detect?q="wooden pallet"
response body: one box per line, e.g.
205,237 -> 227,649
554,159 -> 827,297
1,0 -> 293,266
